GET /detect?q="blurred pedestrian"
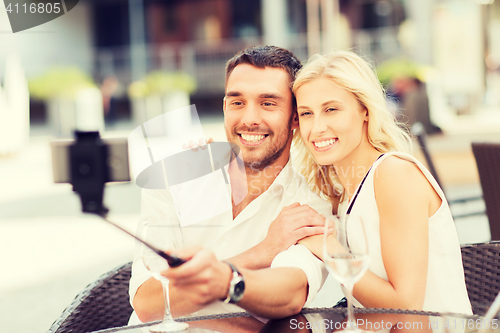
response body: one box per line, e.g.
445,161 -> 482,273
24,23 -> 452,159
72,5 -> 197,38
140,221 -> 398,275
100,75 -> 120,124
392,76 -> 441,134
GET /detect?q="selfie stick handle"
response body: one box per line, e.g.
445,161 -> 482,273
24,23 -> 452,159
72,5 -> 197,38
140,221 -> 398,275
69,131 -> 185,268
70,131 -> 109,217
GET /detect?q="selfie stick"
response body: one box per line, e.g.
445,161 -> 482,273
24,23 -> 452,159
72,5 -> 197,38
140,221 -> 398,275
101,216 -> 185,267
69,131 -> 185,267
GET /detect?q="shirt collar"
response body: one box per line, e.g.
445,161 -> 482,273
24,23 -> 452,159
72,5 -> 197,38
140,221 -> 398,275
229,158 -> 294,223
228,158 -> 294,203
268,158 -> 294,191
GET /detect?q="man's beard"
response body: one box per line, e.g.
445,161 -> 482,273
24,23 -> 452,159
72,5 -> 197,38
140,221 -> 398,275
243,134 -> 290,171
225,118 -> 293,172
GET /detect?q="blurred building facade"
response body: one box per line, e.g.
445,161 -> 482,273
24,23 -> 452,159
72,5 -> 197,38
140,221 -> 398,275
1,0 -> 499,127
91,0 -> 410,96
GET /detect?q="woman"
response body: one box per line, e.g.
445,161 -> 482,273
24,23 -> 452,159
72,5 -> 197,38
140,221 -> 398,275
289,50 -> 472,314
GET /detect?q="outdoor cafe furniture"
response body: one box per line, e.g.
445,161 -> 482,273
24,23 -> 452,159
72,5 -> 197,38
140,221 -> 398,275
47,240 -> 500,333
84,307 -> 495,333
472,142 -> 500,240
46,262 -> 133,333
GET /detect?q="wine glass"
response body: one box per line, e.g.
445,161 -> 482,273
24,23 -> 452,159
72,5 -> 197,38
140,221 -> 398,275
140,219 -> 189,332
323,215 -> 370,332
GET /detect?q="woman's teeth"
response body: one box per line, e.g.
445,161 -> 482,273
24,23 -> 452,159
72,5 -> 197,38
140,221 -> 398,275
241,134 -> 265,142
314,139 -> 336,148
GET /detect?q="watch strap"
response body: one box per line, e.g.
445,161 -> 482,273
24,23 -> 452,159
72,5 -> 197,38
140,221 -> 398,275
222,261 -> 243,304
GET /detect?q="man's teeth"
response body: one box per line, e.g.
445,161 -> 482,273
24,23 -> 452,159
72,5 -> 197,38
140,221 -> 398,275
241,134 -> 265,142
314,139 -> 336,148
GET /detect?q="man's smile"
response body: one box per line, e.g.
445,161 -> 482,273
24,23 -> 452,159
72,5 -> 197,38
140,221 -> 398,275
238,133 -> 269,146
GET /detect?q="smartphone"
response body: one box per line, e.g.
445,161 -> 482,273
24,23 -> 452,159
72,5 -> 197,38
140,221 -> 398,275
51,137 -> 131,183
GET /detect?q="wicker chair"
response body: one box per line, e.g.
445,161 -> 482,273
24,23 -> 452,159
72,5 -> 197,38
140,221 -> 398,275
46,262 -> 134,333
461,242 -> 500,315
472,142 -> 500,240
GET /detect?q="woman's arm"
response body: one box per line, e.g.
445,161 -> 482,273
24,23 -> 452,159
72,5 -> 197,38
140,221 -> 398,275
299,157 -> 439,310
355,156 -> 433,310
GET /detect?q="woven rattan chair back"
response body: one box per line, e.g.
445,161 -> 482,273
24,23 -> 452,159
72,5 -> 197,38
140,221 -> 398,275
472,142 -> 500,240
461,242 -> 500,315
46,262 -> 133,333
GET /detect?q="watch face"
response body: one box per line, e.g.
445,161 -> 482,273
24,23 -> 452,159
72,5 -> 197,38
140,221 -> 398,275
232,279 -> 245,302
234,280 -> 245,294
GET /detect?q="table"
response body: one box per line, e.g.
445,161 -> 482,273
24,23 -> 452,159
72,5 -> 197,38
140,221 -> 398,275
90,307 -> 497,333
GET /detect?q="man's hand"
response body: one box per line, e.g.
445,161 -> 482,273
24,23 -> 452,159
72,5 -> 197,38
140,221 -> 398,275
266,202 -> 326,245
162,248 -> 311,319
234,203 -> 326,269
163,247 -> 232,307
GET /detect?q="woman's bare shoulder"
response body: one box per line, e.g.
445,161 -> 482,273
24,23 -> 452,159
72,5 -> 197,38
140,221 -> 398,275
376,155 -> 424,181
373,155 -> 430,201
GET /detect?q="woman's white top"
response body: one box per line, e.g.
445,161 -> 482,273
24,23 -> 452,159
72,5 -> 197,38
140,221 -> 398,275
337,151 -> 472,314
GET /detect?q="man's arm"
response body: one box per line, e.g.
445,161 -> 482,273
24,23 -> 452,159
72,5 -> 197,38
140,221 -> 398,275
131,197 -> 320,320
228,202 -> 330,270
238,267 -> 308,318
130,189 -> 206,322
133,203 -> 327,321
164,247 -> 309,319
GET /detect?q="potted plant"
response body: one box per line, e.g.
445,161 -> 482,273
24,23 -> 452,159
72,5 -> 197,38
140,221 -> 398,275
29,67 -> 103,135
128,71 -> 197,130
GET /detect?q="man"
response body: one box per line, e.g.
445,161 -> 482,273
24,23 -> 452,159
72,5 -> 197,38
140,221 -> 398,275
129,45 -> 332,323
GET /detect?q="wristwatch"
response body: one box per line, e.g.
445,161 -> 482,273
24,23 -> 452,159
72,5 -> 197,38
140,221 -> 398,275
222,261 -> 245,304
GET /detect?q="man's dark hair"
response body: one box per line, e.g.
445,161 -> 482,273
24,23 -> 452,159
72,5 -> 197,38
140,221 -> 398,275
225,45 -> 302,87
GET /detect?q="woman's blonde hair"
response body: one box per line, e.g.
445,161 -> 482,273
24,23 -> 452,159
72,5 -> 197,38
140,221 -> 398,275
292,50 -> 413,204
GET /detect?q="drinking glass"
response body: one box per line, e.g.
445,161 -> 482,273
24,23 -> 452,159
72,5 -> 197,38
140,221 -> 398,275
323,215 -> 370,332
140,220 -> 189,332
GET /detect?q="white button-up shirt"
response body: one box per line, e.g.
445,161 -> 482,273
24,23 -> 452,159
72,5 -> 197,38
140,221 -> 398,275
129,159 -> 332,323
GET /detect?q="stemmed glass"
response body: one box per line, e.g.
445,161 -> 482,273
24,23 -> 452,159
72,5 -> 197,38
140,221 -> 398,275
323,215 -> 370,332
140,219 -> 189,332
